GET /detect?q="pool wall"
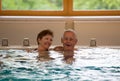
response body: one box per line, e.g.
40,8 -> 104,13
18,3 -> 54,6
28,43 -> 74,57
0,16 -> 120,46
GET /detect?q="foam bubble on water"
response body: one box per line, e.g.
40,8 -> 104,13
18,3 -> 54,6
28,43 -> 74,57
0,48 -> 120,81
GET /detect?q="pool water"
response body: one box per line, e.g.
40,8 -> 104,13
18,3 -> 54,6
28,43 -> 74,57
0,47 -> 120,81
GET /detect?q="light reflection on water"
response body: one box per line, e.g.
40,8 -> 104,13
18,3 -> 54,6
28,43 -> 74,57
0,47 -> 120,81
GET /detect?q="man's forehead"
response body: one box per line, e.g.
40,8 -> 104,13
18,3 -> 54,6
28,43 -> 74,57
64,31 -> 75,36
62,30 -> 77,39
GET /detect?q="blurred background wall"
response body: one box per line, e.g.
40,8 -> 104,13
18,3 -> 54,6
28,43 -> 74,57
0,16 -> 120,46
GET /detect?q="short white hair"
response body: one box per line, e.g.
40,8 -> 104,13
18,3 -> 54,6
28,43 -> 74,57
62,29 -> 77,39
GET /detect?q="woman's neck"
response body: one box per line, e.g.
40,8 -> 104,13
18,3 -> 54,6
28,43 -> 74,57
38,45 -> 48,51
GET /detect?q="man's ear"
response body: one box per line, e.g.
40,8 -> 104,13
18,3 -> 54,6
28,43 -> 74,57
75,39 -> 78,44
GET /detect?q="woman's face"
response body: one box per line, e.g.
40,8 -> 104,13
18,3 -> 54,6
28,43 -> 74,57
38,34 -> 53,50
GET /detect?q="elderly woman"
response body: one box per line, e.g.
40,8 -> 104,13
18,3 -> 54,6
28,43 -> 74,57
37,29 -> 53,51
36,29 -> 54,61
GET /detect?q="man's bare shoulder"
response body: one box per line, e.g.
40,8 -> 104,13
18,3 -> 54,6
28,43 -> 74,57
53,46 -> 64,51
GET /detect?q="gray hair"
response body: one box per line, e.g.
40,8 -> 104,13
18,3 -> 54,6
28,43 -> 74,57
62,29 -> 77,40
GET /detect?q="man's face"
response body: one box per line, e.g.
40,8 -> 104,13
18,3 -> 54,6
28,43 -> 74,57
61,31 -> 77,51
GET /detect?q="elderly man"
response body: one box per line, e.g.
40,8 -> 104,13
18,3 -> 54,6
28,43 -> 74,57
54,29 -> 78,51
54,29 -> 78,64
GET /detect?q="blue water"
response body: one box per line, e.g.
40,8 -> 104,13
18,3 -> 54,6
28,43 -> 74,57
0,47 -> 120,81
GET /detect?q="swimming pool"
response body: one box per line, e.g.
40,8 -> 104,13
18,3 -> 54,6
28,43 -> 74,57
0,47 -> 120,81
